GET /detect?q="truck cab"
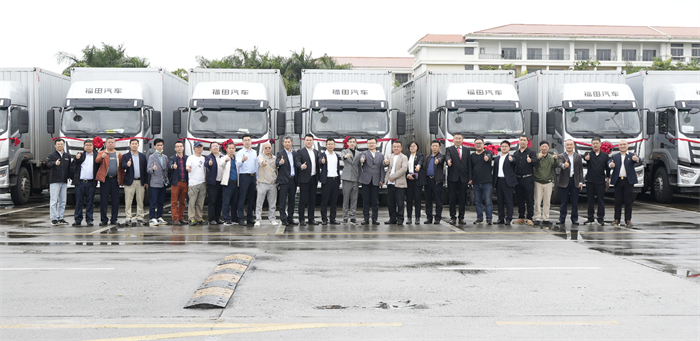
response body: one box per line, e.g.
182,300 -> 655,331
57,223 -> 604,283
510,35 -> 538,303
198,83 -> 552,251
0,82 -> 30,202
545,83 -> 645,193
175,81 -> 283,156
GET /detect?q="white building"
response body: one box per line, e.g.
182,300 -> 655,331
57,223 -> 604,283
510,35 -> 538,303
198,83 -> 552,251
332,56 -> 414,84
409,24 -> 700,75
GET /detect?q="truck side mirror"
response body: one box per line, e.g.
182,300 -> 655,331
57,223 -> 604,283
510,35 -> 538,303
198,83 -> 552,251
276,111 -> 286,136
173,109 -> 181,135
293,110 -> 302,135
152,111 -> 161,135
646,110 -> 655,136
18,109 -> 29,134
396,111 -> 406,136
429,111 -> 439,135
47,109 -> 55,135
530,111 -> 539,136
658,111 -> 668,135
546,111 -> 555,135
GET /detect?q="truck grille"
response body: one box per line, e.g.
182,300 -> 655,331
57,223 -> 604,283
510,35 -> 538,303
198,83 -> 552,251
690,141 -> 700,164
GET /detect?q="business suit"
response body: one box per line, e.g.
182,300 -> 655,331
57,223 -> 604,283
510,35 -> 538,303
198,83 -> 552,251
341,148 -> 362,222
385,153 -> 408,224
493,153 -> 517,223
359,150 -> 385,223
423,152 -> 445,223
121,152 -> 148,222
296,147 -> 321,224
445,145 -> 472,223
71,150 -> 99,225
405,152 -> 425,222
205,153 -> 225,223
557,152 -> 584,224
584,151 -> 610,223
609,152 -> 639,223
276,148 -> 297,224
319,151 -> 341,223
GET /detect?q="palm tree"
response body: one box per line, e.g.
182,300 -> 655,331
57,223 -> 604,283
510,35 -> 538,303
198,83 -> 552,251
316,54 -> 351,70
56,43 -> 150,76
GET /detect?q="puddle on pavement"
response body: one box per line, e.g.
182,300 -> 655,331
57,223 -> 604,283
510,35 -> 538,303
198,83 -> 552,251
5,231 -> 41,238
375,300 -> 428,310
635,221 -> 700,229
315,305 -> 347,310
458,270 -> 486,275
405,261 -> 469,268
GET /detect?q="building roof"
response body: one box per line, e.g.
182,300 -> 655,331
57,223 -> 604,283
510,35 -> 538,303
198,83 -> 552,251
468,24 -> 700,39
333,57 -> 414,69
417,34 -> 465,43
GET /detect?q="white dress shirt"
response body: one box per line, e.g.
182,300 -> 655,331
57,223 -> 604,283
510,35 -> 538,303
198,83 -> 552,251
498,153 -> 507,178
326,151 -> 338,177
388,154 -> 399,185
307,148 -> 316,176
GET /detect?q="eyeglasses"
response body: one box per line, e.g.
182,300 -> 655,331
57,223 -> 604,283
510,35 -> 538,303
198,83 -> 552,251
264,147 -> 271,149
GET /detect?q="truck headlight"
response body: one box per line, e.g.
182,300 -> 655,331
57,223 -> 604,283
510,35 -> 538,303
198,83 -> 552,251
0,165 -> 8,186
679,166 -> 698,178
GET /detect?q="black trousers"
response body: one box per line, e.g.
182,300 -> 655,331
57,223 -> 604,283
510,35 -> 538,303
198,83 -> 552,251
362,183 -> 379,222
424,177 -> 442,221
448,180 -> 468,220
406,179 -> 422,219
515,176 -> 535,220
321,177 -> 340,221
387,184 -> 406,222
237,175 -> 257,223
278,179 -> 297,222
614,179 -> 634,222
207,182 -> 222,222
100,177 -> 119,224
496,177 -> 514,222
299,175 -> 318,222
586,182 -> 606,220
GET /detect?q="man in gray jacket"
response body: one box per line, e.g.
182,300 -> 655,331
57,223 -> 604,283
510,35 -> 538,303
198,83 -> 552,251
341,137 -> 362,223
147,138 -> 169,226
359,137 -> 385,225
556,139 -> 584,229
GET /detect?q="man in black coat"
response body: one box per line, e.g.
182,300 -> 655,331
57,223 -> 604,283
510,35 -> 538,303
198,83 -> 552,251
276,136 -> 298,226
423,140 -> 445,224
319,138 -> 341,225
493,140 -> 517,225
608,140 -> 639,227
70,139 -> 98,226
512,135 -> 538,226
584,138 -> 610,226
445,133 -> 472,225
296,134 -> 321,226
46,138 -> 72,226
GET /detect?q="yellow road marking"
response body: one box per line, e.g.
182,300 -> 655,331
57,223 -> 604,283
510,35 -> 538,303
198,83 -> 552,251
222,254 -> 253,261
496,321 -> 620,326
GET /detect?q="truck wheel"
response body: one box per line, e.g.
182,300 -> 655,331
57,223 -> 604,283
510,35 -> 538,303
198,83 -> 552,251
10,167 -> 31,205
550,186 -> 561,205
653,168 -> 673,204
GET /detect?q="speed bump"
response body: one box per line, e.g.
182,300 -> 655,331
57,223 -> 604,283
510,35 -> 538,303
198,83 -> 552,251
184,254 -> 253,309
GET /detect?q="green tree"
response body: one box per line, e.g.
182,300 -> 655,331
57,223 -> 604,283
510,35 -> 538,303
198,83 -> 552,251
625,57 -> 700,73
56,43 -> 150,76
572,59 -> 600,70
172,68 -> 189,81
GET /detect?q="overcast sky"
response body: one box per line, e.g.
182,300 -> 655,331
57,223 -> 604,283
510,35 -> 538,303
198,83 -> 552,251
1,0 -> 698,75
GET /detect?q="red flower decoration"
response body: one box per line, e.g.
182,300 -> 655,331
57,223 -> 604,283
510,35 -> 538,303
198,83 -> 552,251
343,136 -> 350,149
92,136 -> 104,149
484,144 -> 500,154
222,138 -> 234,150
600,141 -> 613,154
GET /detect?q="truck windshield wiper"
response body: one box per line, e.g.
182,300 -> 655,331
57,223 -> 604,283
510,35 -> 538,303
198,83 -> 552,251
571,130 -> 603,138
195,130 -> 225,138
65,129 -> 92,137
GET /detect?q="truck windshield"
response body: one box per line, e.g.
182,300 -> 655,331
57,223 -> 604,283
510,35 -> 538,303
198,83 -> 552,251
0,109 -> 7,135
61,109 -> 141,135
566,110 -> 640,137
311,110 -> 389,136
679,109 -> 700,137
189,109 -> 267,137
447,110 -> 524,136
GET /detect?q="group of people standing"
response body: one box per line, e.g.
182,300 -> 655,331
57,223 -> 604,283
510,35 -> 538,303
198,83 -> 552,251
46,133 -> 640,228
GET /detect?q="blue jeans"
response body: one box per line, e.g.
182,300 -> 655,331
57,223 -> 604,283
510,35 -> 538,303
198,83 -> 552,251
473,182 -> 493,220
74,180 -> 96,223
222,182 -> 239,222
49,182 -> 67,221
149,186 -> 166,219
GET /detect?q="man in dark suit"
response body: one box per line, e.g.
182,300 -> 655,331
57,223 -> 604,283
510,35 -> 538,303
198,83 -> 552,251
445,133 -> 472,225
71,139 -> 99,226
359,137 -> 385,225
296,134 -> 320,226
205,142 -> 225,225
608,140 -> 639,227
276,136 -> 298,226
556,140 -> 584,228
423,140 -> 445,224
121,139 -> 148,226
405,141 -> 425,224
319,138 -> 341,225
584,138 -> 610,226
493,140 -> 517,225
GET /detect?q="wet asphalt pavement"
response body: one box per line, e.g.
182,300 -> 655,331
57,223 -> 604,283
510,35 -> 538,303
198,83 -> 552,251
0,192 -> 698,340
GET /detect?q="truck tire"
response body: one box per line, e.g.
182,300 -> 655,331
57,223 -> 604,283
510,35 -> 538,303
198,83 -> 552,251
653,168 -> 673,204
10,167 -> 31,205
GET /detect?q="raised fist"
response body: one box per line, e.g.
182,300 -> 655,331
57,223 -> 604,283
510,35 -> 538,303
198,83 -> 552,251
242,154 -> 248,162
208,159 -> 213,166
553,153 -> 558,160
585,153 -> 590,161
322,157 -> 326,164
102,152 -> 107,159
262,159 -> 268,167
127,159 -> 132,167
527,155 -> 532,163
186,165 -> 192,172
484,154 -> 489,162
301,162 -> 307,170
279,157 -> 284,165
76,152 -> 82,160
153,163 -> 157,171
344,153 -> 351,159
447,159 -> 452,166
55,159 -> 61,166
632,154 -> 639,162
361,156 -> 366,163
564,161 -> 570,168
508,155 -> 513,162
609,161 -> 616,169
384,158 -> 390,166
434,157 -> 439,165
172,163 -> 177,170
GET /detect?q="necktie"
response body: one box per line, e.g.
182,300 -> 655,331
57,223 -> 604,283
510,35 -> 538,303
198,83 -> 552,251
458,147 -> 462,160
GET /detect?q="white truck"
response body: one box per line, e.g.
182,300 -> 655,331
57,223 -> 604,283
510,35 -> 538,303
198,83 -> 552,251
0,68 -> 70,205
627,71 -> 700,203
294,69 -> 406,166
516,71 -> 645,202
175,69 -> 287,156
48,68 -> 188,158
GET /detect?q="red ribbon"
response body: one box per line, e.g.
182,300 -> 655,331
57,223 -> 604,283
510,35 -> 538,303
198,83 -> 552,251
52,136 -> 151,150
0,137 -> 21,147
178,137 -> 275,147
437,138 -> 532,148
669,138 -> 700,144
573,138 -> 647,154
313,138 -> 396,144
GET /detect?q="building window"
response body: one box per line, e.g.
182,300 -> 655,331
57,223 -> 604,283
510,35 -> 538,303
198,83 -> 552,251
622,49 -> 637,61
597,49 -> 612,61
671,43 -> 684,61
502,48 -> 518,60
464,47 -> 474,55
527,48 -> 542,60
643,50 -> 657,61
394,73 -> 409,84
549,48 -> 564,60
479,47 -> 486,54
464,65 -> 474,70
575,49 -> 589,60
693,44 -> 700,60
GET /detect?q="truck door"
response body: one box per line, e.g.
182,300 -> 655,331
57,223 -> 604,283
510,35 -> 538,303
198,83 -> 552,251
8,107 -> 22,157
